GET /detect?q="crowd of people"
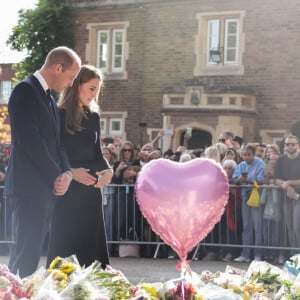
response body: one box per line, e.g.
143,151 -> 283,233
100,129 -> 300,265
2,46 -> 300,278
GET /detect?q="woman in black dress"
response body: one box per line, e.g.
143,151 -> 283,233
47,65 -> 113,269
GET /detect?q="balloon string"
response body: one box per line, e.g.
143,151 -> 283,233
180,263 -> 185,300
176,259 -> 192,299
176,259 -> 192,277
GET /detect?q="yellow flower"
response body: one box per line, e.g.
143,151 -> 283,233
115,291 -> 126,299
243,283 -> 265,294
60,263 -> 76,275
243,291 -> 250,300
49,257 -> 62,270
48,269 -> 68,281
140,283 -> 159,298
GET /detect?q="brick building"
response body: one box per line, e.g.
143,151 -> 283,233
0,64 -> 14,105
57,1 -> 300,149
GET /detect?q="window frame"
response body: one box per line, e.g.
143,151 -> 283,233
194,10 -> 245,76
97,28 -> 125,73
97,29 -> 110,72
0,80 -> 12,103
207,19 -> 220,65
206,17 -> 239,65
109,118 -> 123,136
86,21 -> 129,80
224,18 -> 239,64
111,28 -> 125,72
100,118 -> 107,135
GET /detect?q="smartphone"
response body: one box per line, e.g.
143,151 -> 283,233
164,129 -> 174,135
186,127 -> 192,136
242,172 -> 248,177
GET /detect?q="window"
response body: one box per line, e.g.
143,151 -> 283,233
99,112 -> 127,138
100,118 -> 107,133
109,118 -> 122,136
272,137 -> 283,145
207,19 -> 220,64
207,18 -> 239,65
195,11 -> 245,76
86,21 -> 129,80
0,81 -> 12,104
225,19 -> 239,63
97,28 -> 125,73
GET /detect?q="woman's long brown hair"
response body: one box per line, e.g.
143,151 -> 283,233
58,64 -> 104,134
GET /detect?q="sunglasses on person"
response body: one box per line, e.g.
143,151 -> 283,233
285,143 -> 298,146
122,148 -> 133,152
218,138 -> 226,143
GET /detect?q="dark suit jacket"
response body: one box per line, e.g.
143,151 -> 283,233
5,74 -> 70,198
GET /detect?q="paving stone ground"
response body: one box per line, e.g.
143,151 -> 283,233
0,255 -> 258,284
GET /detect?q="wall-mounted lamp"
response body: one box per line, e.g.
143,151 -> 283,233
209,49 -> 222,63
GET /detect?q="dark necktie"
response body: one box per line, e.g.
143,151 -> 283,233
46,89 -> 56,116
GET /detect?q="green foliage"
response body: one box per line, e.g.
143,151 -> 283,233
7,0 -> 74,82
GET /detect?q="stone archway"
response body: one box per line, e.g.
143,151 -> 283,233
180,129 -> 212,150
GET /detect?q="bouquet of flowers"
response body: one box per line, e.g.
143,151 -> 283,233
2,255 -> 300,299
0,265 -> 30,299
24,255 -> 159,299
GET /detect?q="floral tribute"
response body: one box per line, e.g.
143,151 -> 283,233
0,264 -> 30,299
1,256 -> 300,299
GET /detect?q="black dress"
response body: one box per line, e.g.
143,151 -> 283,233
47,109 -> 110,268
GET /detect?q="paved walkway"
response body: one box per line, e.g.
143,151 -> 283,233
0,256 -> 257,284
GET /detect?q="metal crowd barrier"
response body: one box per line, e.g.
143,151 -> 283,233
0,186 -> 15,247
103,183 -> 300,260
1,184 -> 300,260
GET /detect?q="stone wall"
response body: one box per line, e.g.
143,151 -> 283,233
67,0 -> 300,147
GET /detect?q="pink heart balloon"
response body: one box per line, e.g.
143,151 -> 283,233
136,158 -> 229,261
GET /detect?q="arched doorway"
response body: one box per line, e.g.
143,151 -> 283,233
180,129 -> 212,150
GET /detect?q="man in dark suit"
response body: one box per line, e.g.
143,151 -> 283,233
5,46 -> 81,277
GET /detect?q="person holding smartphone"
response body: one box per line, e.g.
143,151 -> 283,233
112,141 -> 141,241
232,143 -> 265,262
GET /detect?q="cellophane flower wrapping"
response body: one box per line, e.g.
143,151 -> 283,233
3,255 -> 300,299
0,264 -> 30,299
